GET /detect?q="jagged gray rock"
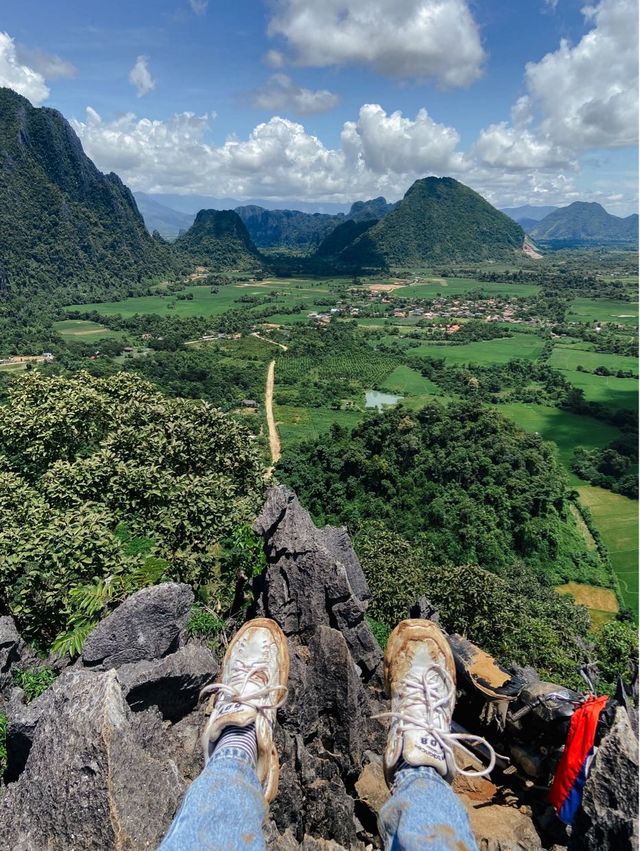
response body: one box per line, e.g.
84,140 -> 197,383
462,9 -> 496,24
251,487 -> 386,847
5,680 -> 60,781
0,616 -> 23,690
271,625 -> 385,848
569,706 -> 639,851
253,485 -> 381,678
118,642 -> 218,721
0,669 -> 186,851
82,582 -> 193,669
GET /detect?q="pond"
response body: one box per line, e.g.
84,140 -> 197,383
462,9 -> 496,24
365,390 -> 403,410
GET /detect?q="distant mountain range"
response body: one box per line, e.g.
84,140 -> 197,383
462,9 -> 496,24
134,194 -> 196,240
529,202 -> 638,244
3,87 -> 635,302
0,88 -> 169,299
501,205 -> 559,226
136,192 -> 396,247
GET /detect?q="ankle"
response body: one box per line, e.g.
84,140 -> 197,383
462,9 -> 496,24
211,723 -> 258,765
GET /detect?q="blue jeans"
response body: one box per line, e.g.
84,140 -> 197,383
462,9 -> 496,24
159,750 -> 477,850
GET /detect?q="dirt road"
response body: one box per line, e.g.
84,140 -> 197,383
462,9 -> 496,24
265,359 -> 280,466
251,332 -> 288,351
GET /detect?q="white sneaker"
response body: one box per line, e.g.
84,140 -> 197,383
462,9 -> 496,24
375,619 -> 495,786
202,617 -> 289,802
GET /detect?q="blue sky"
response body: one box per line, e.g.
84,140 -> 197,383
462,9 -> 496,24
1,0 -> 637,213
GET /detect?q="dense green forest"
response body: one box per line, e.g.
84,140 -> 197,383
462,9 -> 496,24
277,402 -> 632,687
0,88 -> 174,301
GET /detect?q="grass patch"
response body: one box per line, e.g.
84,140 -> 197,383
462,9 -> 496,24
567,297 -> 639,327
53,319 -> 122,340
556,581 -> 618,613
379,365 -> 442,396
66,280 -> 340,321
563,370 -> 638,411
276,404 -> 363,448
390,277 -> 540,298
408,334 -> 545,365
548,345 -> 638,376
496,403 -> 621,484
577,485 -> 639,617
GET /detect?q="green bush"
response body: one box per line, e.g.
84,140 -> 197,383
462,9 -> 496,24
0,372 -> 264,652
13,667 -> 57,702
366,616 -> 391,650
595,620 -> 638,691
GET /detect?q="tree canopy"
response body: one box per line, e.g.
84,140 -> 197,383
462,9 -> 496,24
0,372 -> 263,649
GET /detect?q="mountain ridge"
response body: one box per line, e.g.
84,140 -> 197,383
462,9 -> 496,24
530,201 -> 639,243
337,177 -> 525,266
174,208 -> 263,269
0,87 -> 170,299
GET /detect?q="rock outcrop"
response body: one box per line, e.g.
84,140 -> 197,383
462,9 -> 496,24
82,582 -> 194,669
0,670 -> 186,850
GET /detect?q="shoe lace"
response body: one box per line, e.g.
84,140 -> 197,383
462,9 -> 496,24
373,662 -> 496,778
201,659 -> 288,713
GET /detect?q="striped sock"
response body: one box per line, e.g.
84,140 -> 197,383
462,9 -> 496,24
212,723 -> 258,765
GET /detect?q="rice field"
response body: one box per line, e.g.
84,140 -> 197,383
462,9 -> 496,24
577,486 -> 639,616
408,333 -> 545,365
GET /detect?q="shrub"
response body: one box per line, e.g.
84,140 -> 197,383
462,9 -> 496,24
0,372 -> 264,652
13,667 -> 57,702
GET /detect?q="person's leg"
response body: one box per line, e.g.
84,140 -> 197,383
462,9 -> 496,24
379,766 -> 476,850
159,749 -> 266,851
157,617 -> 289,851
375,619 -> 496,851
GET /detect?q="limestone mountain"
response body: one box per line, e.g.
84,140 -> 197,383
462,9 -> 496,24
347,196 -> 396,222
339,177 -> 525,267
316,218 -> 377,257
501,205 -> 559,226
234,198 -> 395,251
174,209 -> 263,269
0,87 -> 171,299
234,205 -> 338,250
530,202 -> 639,244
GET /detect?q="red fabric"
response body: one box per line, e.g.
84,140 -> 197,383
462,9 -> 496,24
549,694 -> 608,812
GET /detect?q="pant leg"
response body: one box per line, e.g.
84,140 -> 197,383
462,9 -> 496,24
379,766 -> 477,851
158,746 -> 267,851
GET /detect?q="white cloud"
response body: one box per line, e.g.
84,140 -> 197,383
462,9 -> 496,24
252,74 -> 340,114
189,0 -> 208,14
267,0 -> 485,86
15,45 -> 77,80
524,0 -> 638,150
0,32 -> 49,104
471,0 -> 637,180
342,104 -> 462,173
72,103 -> 465,200
128,55 -> 155,98
263,49 -> 285,69
71,100 -> 635,213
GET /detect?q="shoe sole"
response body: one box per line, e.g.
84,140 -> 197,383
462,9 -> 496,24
384,618 -> 456,692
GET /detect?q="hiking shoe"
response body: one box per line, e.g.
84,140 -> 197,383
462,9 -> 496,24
375,619 -> 495,786
202,617 -> 289,802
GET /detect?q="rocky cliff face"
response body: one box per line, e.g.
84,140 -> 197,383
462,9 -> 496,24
0,486 -> 636,850
0,87 -> 171,297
